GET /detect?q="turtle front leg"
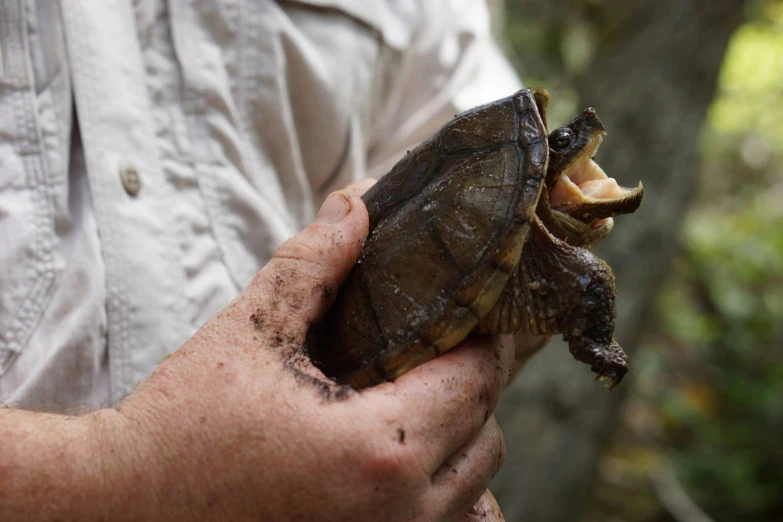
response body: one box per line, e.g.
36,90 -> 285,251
477,217 -> 628,388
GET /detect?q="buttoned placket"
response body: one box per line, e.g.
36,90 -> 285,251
62,0 -> 190,402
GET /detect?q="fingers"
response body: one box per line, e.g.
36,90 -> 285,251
341,177 -> 377,198
461,490 -> 504,522
367,335 -> 514,472
243,191 -> 369,335
430,417 -> 506,521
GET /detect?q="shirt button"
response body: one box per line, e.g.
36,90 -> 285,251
120,165 -> 142,196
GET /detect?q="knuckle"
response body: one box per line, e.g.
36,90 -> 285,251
274,237 -> 331,273
359,441 -> 426,486
458,372 -> 481,400
453,370 -> 498,429
480,419 -> 506,477
269,224 -> 358,284
495,428 -> 506,473
458,341 -> 505,411
475,367 -> 501,412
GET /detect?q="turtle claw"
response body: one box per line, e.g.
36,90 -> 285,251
580,339 -> 628,390
592,361 -> 625,390
595,373 -> 621,390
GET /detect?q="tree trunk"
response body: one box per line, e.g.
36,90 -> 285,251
492,1 -> 746,521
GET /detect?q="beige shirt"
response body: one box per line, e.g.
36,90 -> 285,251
0,0 -> 520,409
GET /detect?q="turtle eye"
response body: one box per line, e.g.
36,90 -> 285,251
549,128 -> 575,151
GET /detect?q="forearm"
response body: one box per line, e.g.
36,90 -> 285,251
0,407 -> 142,521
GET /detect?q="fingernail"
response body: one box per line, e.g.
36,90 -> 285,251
316,192 -> 351,224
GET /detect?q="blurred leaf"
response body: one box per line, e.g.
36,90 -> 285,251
577,1 -> 783,521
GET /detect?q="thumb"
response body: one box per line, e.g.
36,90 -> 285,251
244,191 -> 369,335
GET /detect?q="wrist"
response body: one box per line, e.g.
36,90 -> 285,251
84,407 -> 160,520
110,384 -> 214,521
0,407 -> 147,521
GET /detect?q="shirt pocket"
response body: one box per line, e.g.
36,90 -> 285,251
277,0 -> 418,197
0,0 -> 58,376
283,0 -> 417,51
165,0 -> 420,287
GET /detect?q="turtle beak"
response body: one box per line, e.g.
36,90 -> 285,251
581,108 -> 606,137
548,110 -> 642,227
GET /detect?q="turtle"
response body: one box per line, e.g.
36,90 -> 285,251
307,88 -> 643,390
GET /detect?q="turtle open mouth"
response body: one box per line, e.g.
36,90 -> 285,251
549,132 -> 643,231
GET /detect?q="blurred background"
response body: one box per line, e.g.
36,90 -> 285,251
488,1 -> 783,521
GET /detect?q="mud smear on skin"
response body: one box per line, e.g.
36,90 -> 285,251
284,348 -> 354,402
250,301 -> 354,404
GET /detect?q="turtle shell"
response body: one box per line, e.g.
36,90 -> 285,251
309,89 -> 550,388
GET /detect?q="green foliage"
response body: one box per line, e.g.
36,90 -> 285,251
503,0 -> 583,126
504,0 -> 783,520
608,4 -> 783,520
648,192 -> 783,519
710,23 -> 783,142
652,7 -> 783,519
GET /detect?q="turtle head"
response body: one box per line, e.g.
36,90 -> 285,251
539,108 -> 643,247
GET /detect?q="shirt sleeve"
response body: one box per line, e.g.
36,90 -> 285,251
366,0 -> 522,178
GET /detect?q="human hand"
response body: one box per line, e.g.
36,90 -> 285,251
105,186 -> 514,521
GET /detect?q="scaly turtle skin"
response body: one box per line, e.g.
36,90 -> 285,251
308,89 -> 643,390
